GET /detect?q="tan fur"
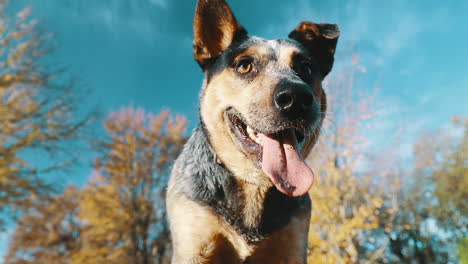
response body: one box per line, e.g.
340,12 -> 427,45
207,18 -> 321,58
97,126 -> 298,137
168,191 -> 310,264
200,67 -> 272,187
167,193 -> 253,263
167,194 -> 223,263
239,182 -> 270,228
200,43 -> 320,185
168,2 -> 339,263
171,39 -> 327,264
277,45 -> 301,66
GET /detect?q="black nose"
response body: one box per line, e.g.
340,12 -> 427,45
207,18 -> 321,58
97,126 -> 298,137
274,83 -> 314,117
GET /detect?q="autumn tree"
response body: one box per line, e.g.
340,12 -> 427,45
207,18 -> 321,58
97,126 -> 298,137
305,53 -> 466,263
458,237 -> 468,264
5,186 -> 82,264
0,1 -> 92,227
75,108 -> 186,264
434,117 -> 468,263
378,116 -> 467,263
432,116 -> 467,233
377,169 -> 453,263
306,56 -> 390,264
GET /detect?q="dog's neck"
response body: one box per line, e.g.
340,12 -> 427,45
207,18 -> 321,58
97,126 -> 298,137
178,123 -> 310,244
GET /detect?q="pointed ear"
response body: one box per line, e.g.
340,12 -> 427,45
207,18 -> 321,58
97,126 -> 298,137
289,22 -> 340,78
193,0 -> 247,69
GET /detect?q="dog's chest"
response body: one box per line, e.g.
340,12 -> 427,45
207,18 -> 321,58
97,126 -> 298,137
214,210 -> 311,263
180,126 -> 311,241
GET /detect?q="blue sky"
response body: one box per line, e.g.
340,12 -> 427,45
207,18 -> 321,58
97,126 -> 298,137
1,0 -> 467,259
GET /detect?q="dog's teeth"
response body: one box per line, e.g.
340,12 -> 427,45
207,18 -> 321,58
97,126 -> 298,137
247,126 -> 256,139
247,126 -> 262,145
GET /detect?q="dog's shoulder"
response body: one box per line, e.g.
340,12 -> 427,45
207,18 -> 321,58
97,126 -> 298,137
168,125 -> 235,201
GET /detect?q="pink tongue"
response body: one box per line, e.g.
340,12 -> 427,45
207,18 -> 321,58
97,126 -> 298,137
260,129 -> 315,197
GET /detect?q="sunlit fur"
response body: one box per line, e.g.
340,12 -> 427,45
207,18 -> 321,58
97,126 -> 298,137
200,39 -> 327,187
167,0 -> 338,263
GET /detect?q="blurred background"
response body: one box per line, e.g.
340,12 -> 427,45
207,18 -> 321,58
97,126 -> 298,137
0,0 -> 466,263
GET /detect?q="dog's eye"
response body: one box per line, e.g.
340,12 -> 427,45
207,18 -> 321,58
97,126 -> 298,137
297,61 -> 314,77
236,59 -> 253,74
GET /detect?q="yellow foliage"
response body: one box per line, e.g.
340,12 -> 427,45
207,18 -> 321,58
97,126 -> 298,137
306,60 -> 387,264
74,108 -> 186,264
5,186 -> 82,264
0,1 -> 91,222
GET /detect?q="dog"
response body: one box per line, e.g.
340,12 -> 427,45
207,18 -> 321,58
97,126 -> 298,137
166,0 -> 339,263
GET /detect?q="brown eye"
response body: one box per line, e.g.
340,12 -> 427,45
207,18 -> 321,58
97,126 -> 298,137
236,59 -> 253,74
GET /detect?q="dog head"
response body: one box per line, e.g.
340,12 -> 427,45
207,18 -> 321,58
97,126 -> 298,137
195,0 -> 339,196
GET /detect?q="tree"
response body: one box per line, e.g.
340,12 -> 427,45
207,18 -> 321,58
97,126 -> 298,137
373,116 -> 467,263
74,108 -> 186,264
432,116 -> 467,233
5,186 -> 82,264
457,237 -> 468,264
5,108 -> 187,264
306,56 -> 389,264
378,169 -> 453,264
0,1 -> 92,228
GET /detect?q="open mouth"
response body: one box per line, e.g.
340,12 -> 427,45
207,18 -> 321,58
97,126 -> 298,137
226,111 -> 306,160
225,109 -> 315,197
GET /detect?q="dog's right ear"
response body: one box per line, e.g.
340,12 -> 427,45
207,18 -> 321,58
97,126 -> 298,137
193,0 -> 247,69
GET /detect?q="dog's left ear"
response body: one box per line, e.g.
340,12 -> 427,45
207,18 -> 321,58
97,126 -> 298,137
193,0 -> 248,69
289,22 -> 340,79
